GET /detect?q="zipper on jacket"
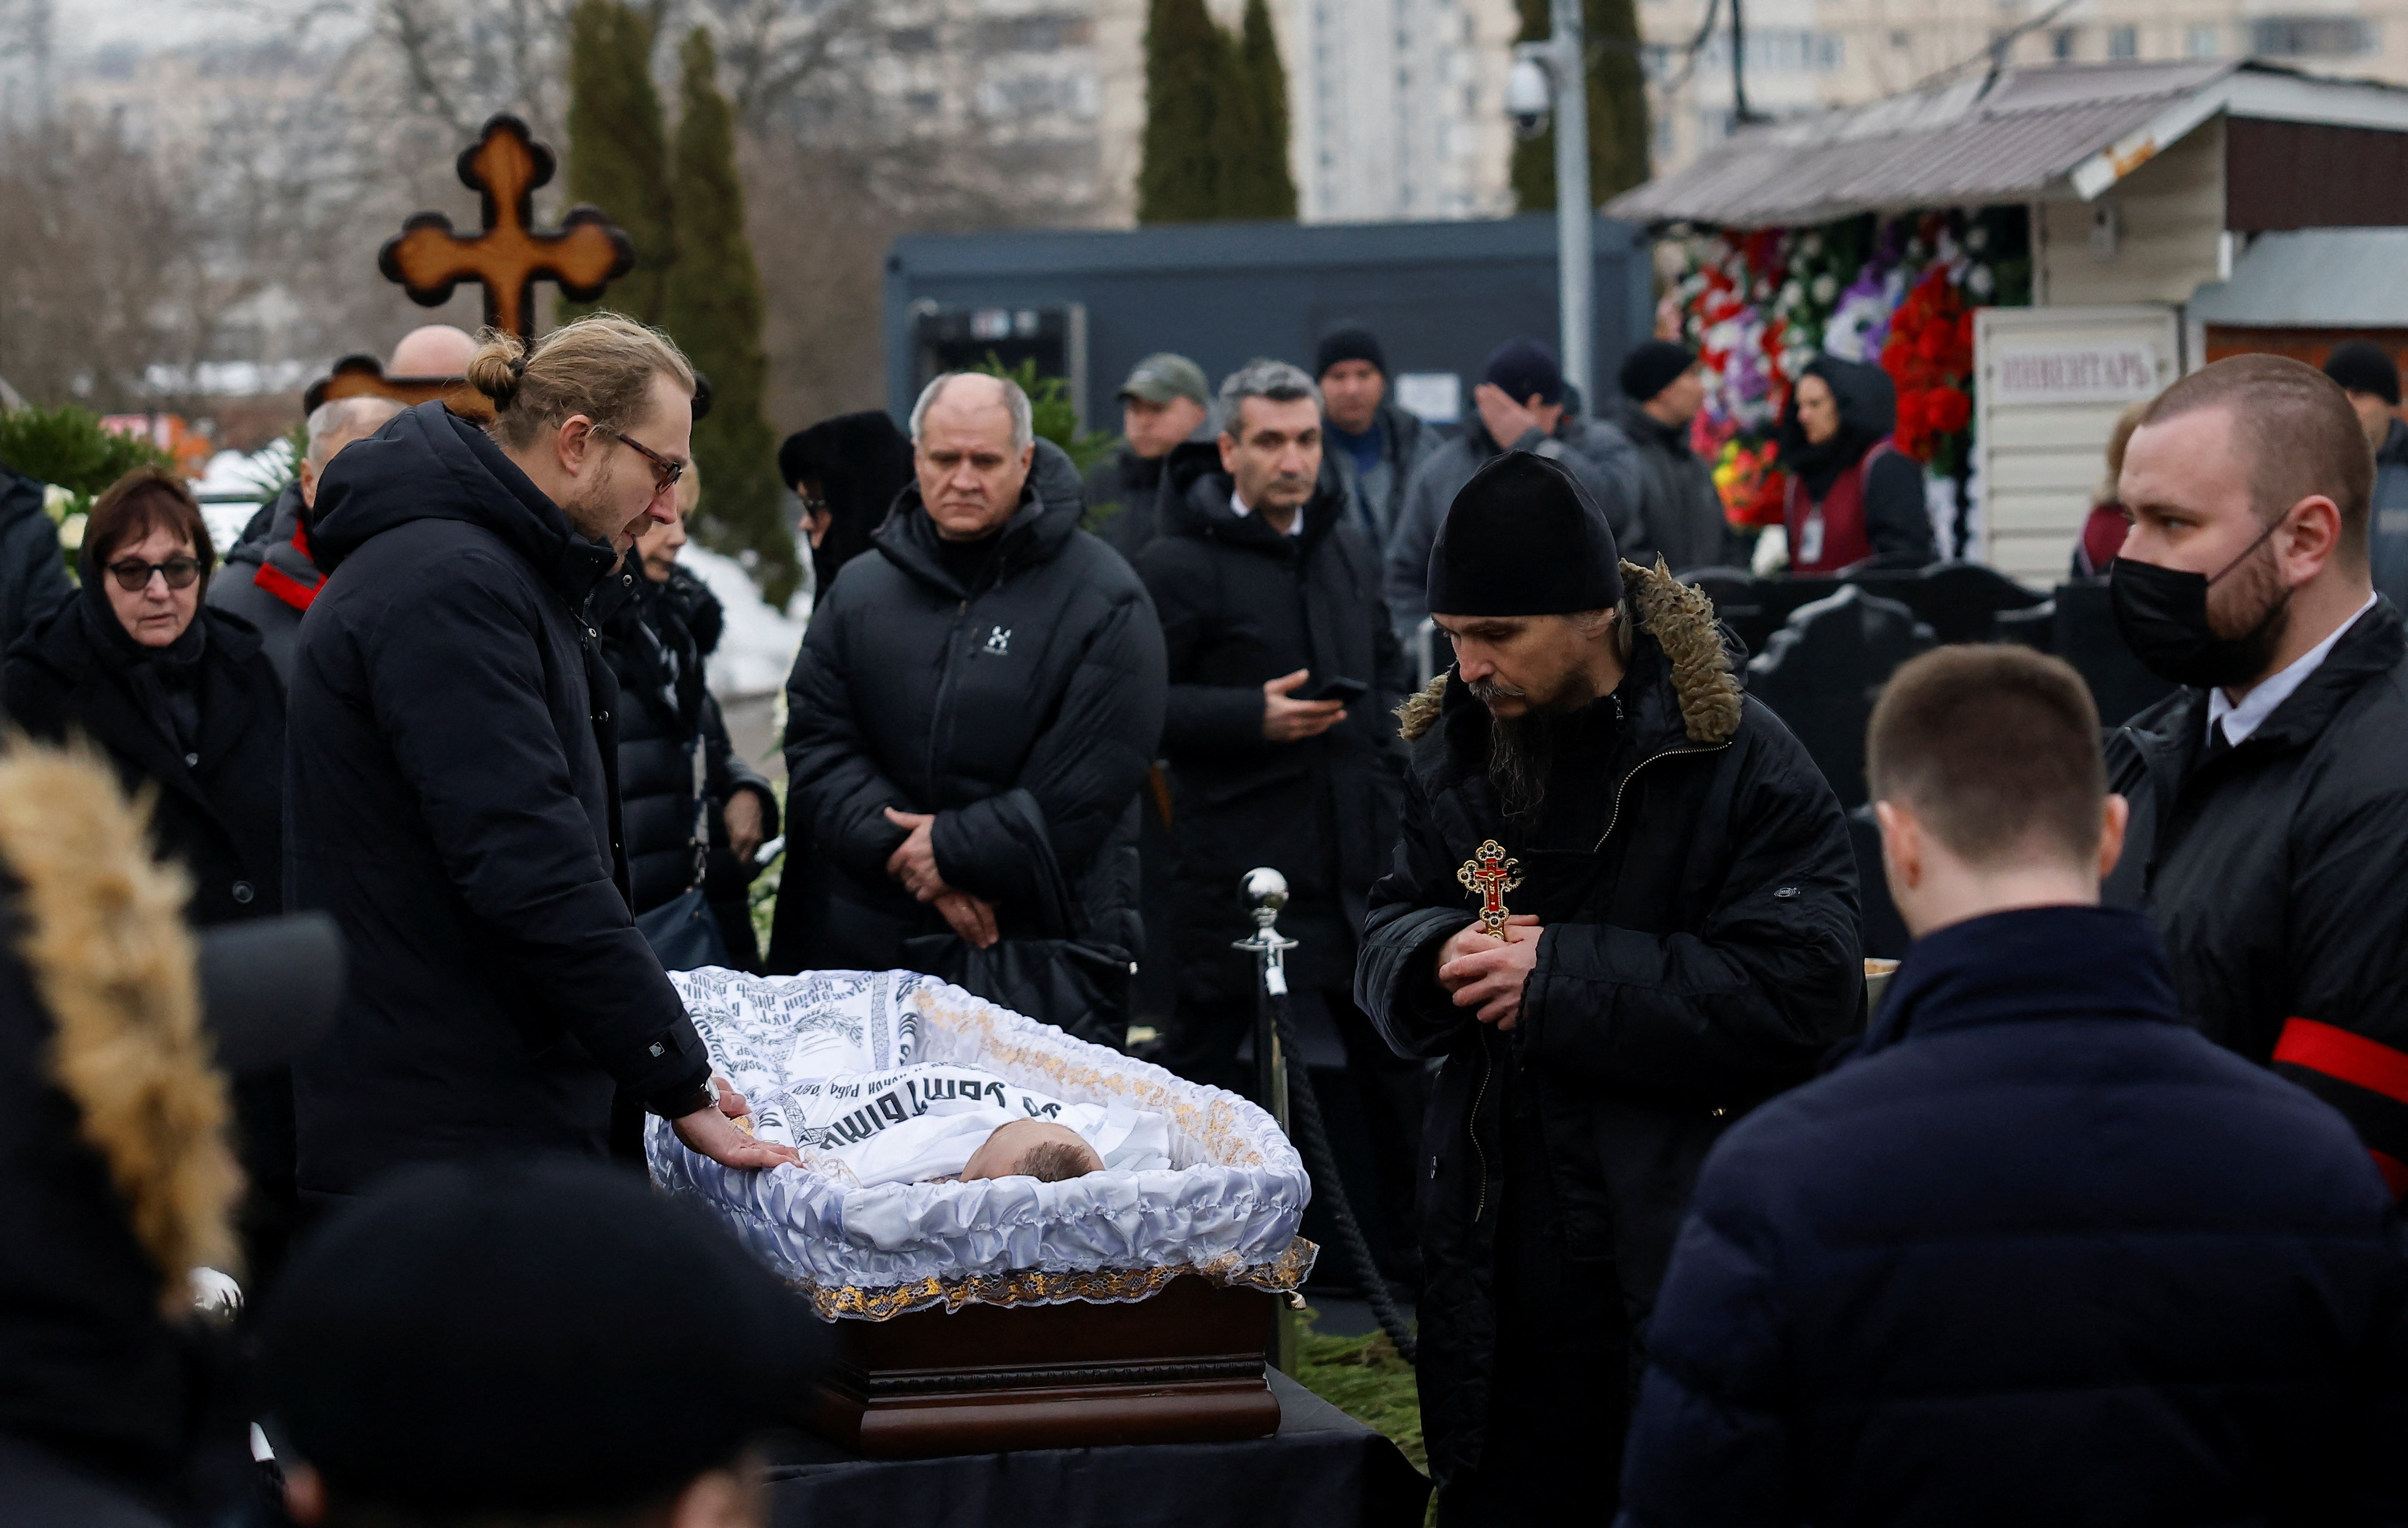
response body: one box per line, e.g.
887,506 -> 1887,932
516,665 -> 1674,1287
1467,1037 -> 1494,1222
1593,742 -> 1727,852
925,596 -> 972,788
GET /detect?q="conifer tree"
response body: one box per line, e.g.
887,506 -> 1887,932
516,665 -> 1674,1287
562,0 -> 675,322
1511,0 -> 1652,213
1218,0 -> 1297,218
1137,0 -> 1224,223
660,28 -> 797,605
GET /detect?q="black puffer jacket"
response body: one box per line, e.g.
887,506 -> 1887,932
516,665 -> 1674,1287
1355,565 -> 1863,1484
1619,904 -> 2408,1528
5,586 -> 284,929
1082,445 -> 1171,558
783,440 -> 1167,1014
206,481 -> 324,687
1133,444 -> 1409,998
0,461 -> 73,658
600,566 -> 776,917
288,401 -> 710,1197
2106,597 -> 2408,1191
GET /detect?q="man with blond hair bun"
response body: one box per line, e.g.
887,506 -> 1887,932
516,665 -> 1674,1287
289,314 -> 792,1201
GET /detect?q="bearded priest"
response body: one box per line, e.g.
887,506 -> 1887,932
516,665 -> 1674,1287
1355,452 -> 1863,1525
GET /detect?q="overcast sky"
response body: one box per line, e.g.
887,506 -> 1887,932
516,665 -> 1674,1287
59,0 -> 330,55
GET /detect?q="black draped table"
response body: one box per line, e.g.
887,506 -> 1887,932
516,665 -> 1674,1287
766,1371 -> 1430,1527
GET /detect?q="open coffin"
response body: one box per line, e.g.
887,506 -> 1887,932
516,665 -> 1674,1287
646,968 -> 1316,1456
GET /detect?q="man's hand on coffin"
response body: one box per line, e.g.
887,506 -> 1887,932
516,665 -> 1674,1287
709,1074 -> 750,1119
674,1102 -> 799,1170
934,890 -> 1000,950
1438,917 -> 1542,1029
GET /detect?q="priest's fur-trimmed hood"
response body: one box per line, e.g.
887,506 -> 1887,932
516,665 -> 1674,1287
1397,558 -> 1744,746
1,744 -> 239,1305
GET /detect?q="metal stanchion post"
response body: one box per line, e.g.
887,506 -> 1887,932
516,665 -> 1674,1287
1233,866 -> 1421,1370
1234,868 -> 1300,1374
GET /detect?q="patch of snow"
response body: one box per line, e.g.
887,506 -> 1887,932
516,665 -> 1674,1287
681,545 -> 802,700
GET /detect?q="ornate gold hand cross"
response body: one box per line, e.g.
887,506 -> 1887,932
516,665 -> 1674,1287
1456,839 -> 1524,943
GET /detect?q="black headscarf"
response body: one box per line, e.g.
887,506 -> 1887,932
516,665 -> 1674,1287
1778,357 -> 1898,502
72,543 -> 209,757
777,411 -> 916,599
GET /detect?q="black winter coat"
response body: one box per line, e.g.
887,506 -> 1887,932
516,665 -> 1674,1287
0,462 -> 73,658
1082,445 -> 1171,558
288,402 -> 710,1197
1355,565 -> 1862,1483
2107,597 -> 2408,1191
5,597 -> 284,929
600,566 -> 776,917
784,440 -> 1167,1005
1619,904 -> 2408,1528
1133,445 -> 1409,998
206,481 -> 323,688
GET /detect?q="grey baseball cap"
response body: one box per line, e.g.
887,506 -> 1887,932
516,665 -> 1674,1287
1117,353 -> 1209,408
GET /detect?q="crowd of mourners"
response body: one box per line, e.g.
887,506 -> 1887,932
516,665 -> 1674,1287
0,305 -> 2403,1528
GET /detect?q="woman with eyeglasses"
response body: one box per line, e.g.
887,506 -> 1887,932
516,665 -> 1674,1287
3,465 -> 293,1275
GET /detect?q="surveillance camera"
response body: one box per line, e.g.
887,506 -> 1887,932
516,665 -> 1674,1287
1505,56 -> 1552,140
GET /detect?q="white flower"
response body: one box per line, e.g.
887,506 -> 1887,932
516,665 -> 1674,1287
41,484 -> 75,523
1965,264 -> 1996,299
59,513 -> 85,551
1781,279 -> 1805,308
1965,224 -> 1990,254
1812,272 -> 1839,304
1800,234 -> 1824,258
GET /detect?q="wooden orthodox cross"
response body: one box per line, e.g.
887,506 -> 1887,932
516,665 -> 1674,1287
380,112 -> 633,339
1456,839 -> 1524,943
307,113 -> 634,420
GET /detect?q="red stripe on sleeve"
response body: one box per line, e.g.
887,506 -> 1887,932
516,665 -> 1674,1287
254,558 -> 319,614
2272,1018 -> 2408,1108
2371,1149 -> 2408,1200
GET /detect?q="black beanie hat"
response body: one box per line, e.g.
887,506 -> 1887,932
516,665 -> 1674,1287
2323,341 -> 2401,407
1482,338 -> 1565,408
1427,451 -> 1622,617
1618,340 -> 1697,403
1316,324 -> 1387,379
260,1160 -> 826,1515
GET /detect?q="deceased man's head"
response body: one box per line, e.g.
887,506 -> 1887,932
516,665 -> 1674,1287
960,1119 -> 1104,1183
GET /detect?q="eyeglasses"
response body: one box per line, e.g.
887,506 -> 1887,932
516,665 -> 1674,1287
800,495 -> 832,519
106,556 -> 203,593
596,426 -> 686,498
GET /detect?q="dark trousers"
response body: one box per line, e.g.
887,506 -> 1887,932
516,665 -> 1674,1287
1435,1091 -> 1631,1525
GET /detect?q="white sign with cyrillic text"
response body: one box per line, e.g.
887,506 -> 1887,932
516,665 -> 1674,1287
1990,343 -> 2163,403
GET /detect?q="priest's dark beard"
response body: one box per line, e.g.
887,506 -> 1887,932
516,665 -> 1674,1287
1487,708 -> 1556,821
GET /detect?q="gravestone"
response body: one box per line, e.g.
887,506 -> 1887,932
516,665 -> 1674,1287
1889,560 -> 2049,645
2053,579 -> 2178,727
1747,584 -> 1935,809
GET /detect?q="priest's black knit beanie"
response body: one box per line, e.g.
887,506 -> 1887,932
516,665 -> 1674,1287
2323,341 -> 2401,407
1427,451 -> 1622,617
260,1159 -> 825,1515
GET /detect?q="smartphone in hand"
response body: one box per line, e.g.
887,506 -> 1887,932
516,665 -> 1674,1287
1302,676 -> 1369,705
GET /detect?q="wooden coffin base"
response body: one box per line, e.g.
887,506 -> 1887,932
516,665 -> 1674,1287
806,1273 -> 1279,1458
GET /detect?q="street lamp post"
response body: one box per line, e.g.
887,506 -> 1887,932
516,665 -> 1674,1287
1509,0 -> 1595,404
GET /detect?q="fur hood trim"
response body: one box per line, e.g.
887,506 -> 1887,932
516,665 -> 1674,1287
2,745 -> 238,1308
1395,559 -> 1742,746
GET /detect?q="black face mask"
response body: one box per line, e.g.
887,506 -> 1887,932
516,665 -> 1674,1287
2109,515 -> 2291,690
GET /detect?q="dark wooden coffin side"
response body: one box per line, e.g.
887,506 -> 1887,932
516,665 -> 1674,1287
807,1274 -> 1279,1458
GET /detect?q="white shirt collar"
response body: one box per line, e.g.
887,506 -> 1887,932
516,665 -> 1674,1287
1230,486 -> 1303,537
2207,592 -> 2377,745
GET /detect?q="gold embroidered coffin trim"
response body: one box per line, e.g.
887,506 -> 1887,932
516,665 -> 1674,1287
799,1235 -> 1319,1322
